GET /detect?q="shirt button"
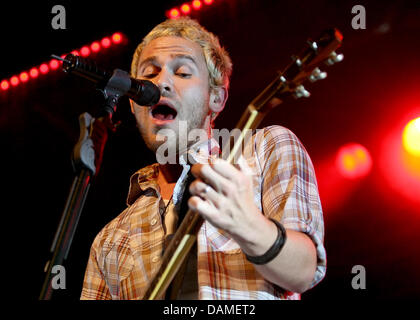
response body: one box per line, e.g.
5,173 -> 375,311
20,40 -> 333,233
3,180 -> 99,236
152,256 -> 159,263
150,218 -> 157,226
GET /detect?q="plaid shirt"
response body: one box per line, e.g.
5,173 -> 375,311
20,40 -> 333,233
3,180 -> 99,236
81,125 -> 326,300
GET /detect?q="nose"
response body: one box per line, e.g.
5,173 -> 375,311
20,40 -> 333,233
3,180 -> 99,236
154,68 -> 173,96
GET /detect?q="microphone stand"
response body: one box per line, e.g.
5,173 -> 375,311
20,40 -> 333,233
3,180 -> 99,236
39,70 -> 126,300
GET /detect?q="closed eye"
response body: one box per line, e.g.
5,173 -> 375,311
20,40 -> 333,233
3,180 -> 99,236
176,72 -> 191,78
143,73 -> 157,79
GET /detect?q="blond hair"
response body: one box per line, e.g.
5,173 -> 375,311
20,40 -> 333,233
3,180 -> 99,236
130,17 -> 232,90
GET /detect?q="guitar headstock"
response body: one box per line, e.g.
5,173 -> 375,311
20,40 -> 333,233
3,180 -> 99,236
249,28 -> 343,114
281,28 -> 344,99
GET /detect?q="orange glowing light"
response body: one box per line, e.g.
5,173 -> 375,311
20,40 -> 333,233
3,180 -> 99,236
19,72 -> 29,82
336,143 -> 372,179
112,33 -> 122,44
80,46 -> 90,57
10,76 -> 19,86
402,117 -> 420,157
29,68 -> 39,78
91,42 -> 100,52
192,0 -> 202,9
1,80 -> 9,90
181,4 -> 191,14
169,8 -> 180,18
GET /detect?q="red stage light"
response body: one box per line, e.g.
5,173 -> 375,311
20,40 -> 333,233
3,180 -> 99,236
181,4 -> 191,14
80,46 -> 90,57
50,59 -> 59,70
30,68 -> 39,78
91,42 -> 100,52
10,76 -> 19,86
336,143 -> 372,179
0,32 -> 124,92
192,0 -> 202,9
203,0 -> 213,4
169,8 -> 180,19
112,33 -> 122,44
101,37 -> 111,48
379,111 -> 420,205
19,72 -> 29,82
402,117 -> 420,157
40,64 -> 49,74
1,80 -> 9,90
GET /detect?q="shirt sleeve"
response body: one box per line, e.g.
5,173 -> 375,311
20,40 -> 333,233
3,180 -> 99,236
256,125 -> 326,288
80,232 -> 112,300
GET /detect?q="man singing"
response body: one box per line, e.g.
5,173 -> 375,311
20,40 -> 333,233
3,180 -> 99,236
81,17 -> 326,300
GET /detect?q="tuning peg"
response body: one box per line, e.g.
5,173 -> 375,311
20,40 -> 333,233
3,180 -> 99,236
325,51 -> 344,66
309,67 -> 327,82
293,85 -> 310,98
307,41 -> 318,51
291,55 -> 303,67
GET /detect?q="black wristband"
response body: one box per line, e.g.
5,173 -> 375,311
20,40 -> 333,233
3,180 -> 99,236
245,218 -> 287,265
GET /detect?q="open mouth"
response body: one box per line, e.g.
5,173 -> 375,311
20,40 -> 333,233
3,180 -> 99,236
151,104 -> 178,121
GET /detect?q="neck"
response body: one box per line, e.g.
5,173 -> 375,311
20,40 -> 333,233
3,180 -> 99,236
159,163 -> 183,183
157,163 -> 183,199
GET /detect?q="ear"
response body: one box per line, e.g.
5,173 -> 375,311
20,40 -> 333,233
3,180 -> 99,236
209,86 -> 228,115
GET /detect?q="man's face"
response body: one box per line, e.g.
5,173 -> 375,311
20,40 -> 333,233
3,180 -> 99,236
131,36 -> 212,156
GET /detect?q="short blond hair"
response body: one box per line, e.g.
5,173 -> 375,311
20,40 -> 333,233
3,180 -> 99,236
131,17 -> 232,90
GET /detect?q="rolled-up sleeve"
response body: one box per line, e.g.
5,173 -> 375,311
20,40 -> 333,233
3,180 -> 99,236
256,125 -> 326,288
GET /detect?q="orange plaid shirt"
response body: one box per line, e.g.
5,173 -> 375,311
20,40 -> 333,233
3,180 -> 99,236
81,125 -> 326,300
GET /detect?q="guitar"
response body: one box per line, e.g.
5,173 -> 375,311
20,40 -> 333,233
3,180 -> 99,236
142,28 -> 344,300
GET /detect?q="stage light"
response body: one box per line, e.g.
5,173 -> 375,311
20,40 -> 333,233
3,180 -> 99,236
101,37 -> 111,48
19,72 -> 29,82
49,59 -> 59,70
10,76 -> 19,86
379,112 -> 420,205
402,117 -> 420,157
181,4 -> 191,14
1,80 -> 9,90
112,33 -> 122,44
80,46 -> 90,57
1,32 -> 125,92
192,0 -> 202,10
169,8 -> 180,19
336,143 -> 372,179
204,0 -> 213,4
91,42 -> 100,52
30,68 -> 39,78
40,64 -> 49,74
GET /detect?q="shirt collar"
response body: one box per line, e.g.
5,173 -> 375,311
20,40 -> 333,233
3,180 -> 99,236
126,138 -> 220,206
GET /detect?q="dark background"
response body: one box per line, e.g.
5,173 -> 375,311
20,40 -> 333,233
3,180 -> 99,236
2,0 -> 420,300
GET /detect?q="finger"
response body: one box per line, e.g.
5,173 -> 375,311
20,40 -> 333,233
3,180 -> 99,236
189,180 -> 222,208
210,158 -> 247,187
191,163 -> 230,194
188,195 -> 219,222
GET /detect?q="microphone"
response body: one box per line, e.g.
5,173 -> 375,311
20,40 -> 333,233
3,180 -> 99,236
52,54 -> 160,106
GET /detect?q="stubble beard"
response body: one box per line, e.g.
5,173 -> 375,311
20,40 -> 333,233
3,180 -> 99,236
137,104 -> 211,161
